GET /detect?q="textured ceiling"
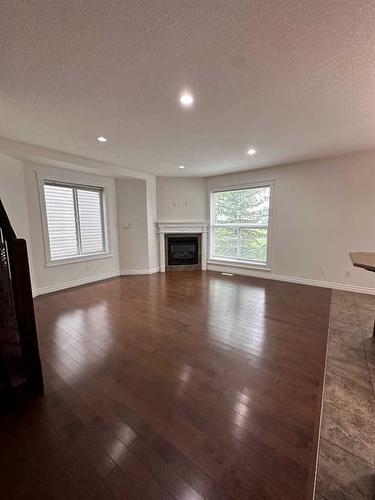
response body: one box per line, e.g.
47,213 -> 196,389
1,0 -> 375,177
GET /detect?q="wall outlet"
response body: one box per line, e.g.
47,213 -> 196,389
344,270 -> 351,279
320,266 -> 326,276
85,263 -> 90,272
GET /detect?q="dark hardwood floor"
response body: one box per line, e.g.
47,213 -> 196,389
0,271 -> 331,499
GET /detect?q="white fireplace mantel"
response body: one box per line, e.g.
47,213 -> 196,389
156,221 -> 209,272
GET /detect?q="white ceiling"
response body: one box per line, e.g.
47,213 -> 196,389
1,1 -> 375,177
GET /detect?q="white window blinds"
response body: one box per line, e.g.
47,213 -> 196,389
43,182 -> 106,262
77,189 -> 105,255
44,184 -> 78,260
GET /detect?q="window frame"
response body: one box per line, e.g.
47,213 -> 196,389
39,177 -> 112,267
208,181 -> 274,270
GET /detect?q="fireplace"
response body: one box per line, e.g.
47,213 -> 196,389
165,234 -> 201,271
156,221 -> 208,272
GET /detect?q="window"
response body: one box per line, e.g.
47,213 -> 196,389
43,182 -> 107,262
210,184 -> 271,265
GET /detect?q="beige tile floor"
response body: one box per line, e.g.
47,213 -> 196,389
315,290 -> 375,499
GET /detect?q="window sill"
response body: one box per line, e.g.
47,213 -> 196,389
45,252 -> 113,267
207,258 -> 271,272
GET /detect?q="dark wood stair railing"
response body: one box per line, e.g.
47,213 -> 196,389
0,198 -> 43,407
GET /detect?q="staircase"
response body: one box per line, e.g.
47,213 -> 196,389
0,199 -> 43,408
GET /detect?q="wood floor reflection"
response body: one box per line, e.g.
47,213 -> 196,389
0,271 -> 331,499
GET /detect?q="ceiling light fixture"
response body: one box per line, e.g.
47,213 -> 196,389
178,165 -> 185,169
247,148 -> 256,155
97,136 -> 108,143
179,92 -> 194,108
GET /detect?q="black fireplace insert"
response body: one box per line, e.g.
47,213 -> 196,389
167,235 -> 199,266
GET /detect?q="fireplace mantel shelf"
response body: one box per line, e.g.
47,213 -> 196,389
156,221 -> 208,232
156,221 -> 209,272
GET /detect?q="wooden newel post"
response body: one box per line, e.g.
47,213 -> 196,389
9,238 -> 44,396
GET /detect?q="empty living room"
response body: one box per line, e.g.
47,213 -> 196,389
0,1 -> 374,499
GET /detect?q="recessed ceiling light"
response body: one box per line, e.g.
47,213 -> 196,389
178,165 -> 185,169
247,148 -> 256,155
97,136 -> 108,143
179,92 -> 194,107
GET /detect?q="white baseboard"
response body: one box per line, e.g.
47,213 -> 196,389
120,267 -> 160,276
32,264 -> 375,297
207,264 -> 375,295
33,267 -> 161,296
33,271 -> 119,297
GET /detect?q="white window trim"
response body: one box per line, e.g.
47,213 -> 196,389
208,180 -> 274,270
37,174 -> 113,267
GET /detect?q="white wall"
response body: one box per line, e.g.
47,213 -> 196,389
0,152 -> 35,289
0,153 -> 30,240
206,152 -> 375,292
1,149 -> 374,295
24,163 -> 119,295
156,177 -> 207,221
116,177 -> 158,273
146,177 -> 159,271
0,155 -> 158,293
